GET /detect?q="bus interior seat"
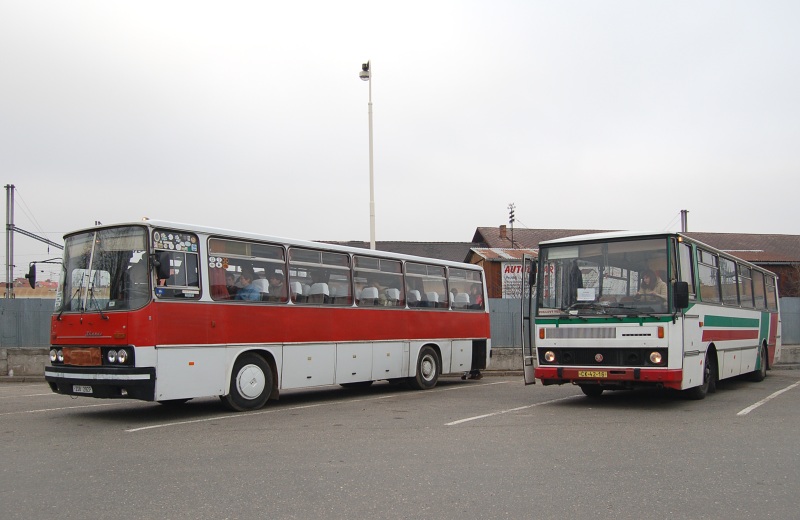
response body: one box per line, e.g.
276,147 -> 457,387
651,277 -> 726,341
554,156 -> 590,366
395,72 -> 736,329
308,283 -> 330,304
385,288 -> 401,306
359,286 -> 379,306
424,292 -> 439,307
290,281 -> 304,303
453,292 -> 470,309
407,290 -> 421,307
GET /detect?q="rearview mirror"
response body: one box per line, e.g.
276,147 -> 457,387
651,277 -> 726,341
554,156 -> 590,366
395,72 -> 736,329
673,281 -> 689,310
25,263 -> 37,289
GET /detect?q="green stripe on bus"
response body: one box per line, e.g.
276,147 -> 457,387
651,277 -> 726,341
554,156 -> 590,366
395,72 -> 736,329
703,315 -> 759,328
759,312 -> 769,343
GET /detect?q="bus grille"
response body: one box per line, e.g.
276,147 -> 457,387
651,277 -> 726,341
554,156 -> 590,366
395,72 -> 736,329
544,327 -> 616,339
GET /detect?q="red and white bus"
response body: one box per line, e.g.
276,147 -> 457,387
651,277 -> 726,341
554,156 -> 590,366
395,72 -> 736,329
44,220 -> 491,410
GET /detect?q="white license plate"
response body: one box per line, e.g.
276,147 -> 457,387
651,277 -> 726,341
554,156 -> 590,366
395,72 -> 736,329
73,385 -> 93,394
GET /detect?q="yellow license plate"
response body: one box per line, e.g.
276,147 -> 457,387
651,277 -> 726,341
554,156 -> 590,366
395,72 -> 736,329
578,370 -> 608,378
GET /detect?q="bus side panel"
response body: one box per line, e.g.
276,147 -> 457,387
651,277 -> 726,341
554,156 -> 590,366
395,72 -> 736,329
281,343 -> 336,389
336,343 -> 373,384
156,346 -> 226,401
451,340 -> 472,373
372,342 -> 407,380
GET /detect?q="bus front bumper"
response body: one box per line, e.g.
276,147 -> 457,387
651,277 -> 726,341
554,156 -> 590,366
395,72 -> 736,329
45,365 -> 156,401
535,366 -> 683,390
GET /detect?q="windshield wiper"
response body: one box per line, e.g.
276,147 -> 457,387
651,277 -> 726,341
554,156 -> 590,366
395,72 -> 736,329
87,284 -> 109,320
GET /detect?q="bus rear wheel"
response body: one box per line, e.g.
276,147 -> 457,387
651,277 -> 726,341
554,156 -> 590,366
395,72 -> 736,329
748,345 -> 768,382
221,353 -> 273,411
408,346 -> 440,390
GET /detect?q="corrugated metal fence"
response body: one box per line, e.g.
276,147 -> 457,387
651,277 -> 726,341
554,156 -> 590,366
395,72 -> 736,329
1,297 -> 797,349
0,299 -> 54,348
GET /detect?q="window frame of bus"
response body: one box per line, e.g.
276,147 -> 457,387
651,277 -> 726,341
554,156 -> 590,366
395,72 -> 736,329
208,237 -> 288,303
405,262 -> 448,309
447,267 -> 484,310
696,248 -> 721,303
677,241 -> 696,299
152,229 -> 201,299
353,255 -> 405,307
765,275 -> 778,311
289,247 -> 352,306
738,264 -> 755,308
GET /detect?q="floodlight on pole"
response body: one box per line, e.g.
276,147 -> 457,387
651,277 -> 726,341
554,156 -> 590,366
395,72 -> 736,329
359,60 -> 376,249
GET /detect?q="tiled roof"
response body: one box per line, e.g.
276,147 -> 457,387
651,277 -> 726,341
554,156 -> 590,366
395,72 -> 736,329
322,241 -> 475,263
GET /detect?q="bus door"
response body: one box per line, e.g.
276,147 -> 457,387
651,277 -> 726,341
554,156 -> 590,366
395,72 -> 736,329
521,255 -> 537,385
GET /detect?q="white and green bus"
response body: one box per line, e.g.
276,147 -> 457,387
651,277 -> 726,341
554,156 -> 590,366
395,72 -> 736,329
521,231 -> 782,399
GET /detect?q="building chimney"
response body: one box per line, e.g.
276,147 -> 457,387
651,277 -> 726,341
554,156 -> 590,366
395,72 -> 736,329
499,225 -> 507,240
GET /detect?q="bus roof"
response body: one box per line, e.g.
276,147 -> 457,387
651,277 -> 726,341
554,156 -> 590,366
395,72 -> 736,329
538,230 -> 672,245
66,219 -> 483,271
538,229 -> 778,276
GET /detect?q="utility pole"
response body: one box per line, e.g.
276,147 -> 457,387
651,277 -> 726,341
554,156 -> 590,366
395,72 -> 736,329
5,184 -> 14,298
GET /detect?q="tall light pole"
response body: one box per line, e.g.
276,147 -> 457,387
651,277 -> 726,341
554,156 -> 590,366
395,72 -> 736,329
359,60 -> 376,250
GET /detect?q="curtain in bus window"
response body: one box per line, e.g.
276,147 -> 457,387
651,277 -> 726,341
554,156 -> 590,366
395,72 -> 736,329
210,267 -> 230,300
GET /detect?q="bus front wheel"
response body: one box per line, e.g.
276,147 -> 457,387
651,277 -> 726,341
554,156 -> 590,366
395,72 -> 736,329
686,350 -> 716,400
408,346 -> 440,390
579,385 -> 603,397
221,353 -> 273,411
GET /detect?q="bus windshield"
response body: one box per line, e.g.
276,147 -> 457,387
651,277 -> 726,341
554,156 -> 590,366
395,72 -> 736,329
538,237 -> 670,315
56,226 -> 150,313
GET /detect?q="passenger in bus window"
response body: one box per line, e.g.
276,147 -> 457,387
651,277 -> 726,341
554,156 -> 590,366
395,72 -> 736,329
637,270 -> 667,299
470,284 -> 484,307
268,272 -> 286,300
234,267 -> 261,301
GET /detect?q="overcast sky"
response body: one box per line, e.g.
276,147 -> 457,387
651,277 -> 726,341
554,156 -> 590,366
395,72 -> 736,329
2,1 -> 799,281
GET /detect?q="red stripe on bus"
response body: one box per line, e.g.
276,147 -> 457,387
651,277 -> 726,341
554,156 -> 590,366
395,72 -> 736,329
701,329 -> 759,342
51,302 -> 491,346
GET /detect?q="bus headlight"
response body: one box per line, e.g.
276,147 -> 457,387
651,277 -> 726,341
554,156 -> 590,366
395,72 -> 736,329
116,349 -> 128,364
57,350 -> 64,363
50,349 -> 58,362
649,351 -> 663,364
107,350 -> 118,363
544,351 -> 556,363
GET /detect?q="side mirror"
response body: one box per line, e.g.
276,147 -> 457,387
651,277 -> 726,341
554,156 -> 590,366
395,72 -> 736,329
673,281 -> 689,309
25,263 -> 37,289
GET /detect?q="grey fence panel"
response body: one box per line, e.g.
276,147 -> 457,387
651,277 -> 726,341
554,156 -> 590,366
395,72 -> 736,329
2,297 -> 796,351
780,297 -> 799,345
0,299 -> 54,348
488,298 -> 521,349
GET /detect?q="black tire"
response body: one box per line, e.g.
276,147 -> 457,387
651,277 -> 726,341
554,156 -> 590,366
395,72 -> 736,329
748,345 -> 768,382
408,346 -> 440,390
579,385 -> 603,397
686,350 -> 716,400
220,353 -> 273,411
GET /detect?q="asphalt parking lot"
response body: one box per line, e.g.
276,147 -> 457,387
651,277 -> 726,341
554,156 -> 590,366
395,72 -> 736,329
2,369 -> 799,520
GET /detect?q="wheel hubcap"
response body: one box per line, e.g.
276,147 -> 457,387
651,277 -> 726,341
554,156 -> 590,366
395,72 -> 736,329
421,355 -> 435,381
237,364 -> 266,400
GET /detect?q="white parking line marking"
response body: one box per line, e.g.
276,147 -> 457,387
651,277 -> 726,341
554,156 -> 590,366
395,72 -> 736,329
737,381 -> 800,416
0,402 -> 119,416
126,381 -> 506,433
446,395 -> 580,426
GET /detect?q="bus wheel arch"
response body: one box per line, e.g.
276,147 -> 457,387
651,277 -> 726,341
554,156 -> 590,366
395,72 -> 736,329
748,341 -> 768,382
686,345 -> 717,400
408,344 -> 441,390
220,351 -> 275,411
